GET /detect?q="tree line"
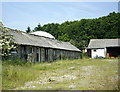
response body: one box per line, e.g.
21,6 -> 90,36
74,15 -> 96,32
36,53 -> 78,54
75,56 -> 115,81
26,12 -> 120,50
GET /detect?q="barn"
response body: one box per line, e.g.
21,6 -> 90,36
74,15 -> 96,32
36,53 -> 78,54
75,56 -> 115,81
87,39 -> 120,58
2,27 -> 81,62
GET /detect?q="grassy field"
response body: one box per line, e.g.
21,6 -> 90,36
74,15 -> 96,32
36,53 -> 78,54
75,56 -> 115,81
2,58 -> 119,90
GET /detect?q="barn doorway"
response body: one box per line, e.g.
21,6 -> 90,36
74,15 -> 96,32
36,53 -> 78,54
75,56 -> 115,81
37,48 -> 40,62
87,49 -> 91,57
45,48 -> 48,61
106,47 -> 120,57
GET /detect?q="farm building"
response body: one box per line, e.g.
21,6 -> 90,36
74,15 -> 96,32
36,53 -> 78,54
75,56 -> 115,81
1,26 -> 81,62
87,39 -> 120,58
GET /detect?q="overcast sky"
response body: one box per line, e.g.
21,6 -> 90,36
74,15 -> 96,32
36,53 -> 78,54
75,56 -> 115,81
1,1 -> 119,31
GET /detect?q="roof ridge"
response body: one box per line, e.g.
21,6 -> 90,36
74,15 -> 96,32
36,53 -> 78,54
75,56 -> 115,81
88,39 -> 120,49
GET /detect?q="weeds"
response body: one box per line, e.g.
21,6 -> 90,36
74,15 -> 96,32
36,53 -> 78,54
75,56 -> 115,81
2,58 -> 118,90
2,60 -> 40,89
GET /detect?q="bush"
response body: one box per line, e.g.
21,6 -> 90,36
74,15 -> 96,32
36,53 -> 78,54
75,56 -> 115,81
81,53 -> 89,59
117,56 -> 120,59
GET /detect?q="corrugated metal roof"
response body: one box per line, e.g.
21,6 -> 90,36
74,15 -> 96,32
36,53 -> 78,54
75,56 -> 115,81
8,29 -> 80,52
87,39 -> 120,49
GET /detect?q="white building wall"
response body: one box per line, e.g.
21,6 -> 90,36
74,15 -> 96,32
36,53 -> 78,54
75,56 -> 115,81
91,48 -> 106,58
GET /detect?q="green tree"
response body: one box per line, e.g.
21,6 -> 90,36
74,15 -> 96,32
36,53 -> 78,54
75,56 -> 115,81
58,34 -> 70,42
26,26 -> 31,33
33,12 -> 120,50
33,23 -> 43,32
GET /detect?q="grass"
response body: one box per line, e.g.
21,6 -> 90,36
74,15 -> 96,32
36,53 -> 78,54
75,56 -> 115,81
2,58 -> 119,90
2,60 -> 41,90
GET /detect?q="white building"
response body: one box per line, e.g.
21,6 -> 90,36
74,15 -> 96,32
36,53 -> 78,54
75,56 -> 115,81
87,39 -> 120,58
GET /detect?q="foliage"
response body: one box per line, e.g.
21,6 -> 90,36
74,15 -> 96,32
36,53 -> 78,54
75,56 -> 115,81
32,12 -> 120,50
26,26 -> 31,33
0,25 -> 16,57
33,23 -> 42,32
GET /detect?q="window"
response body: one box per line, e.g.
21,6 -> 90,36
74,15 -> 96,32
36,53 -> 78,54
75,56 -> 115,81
11,49 -> 17,54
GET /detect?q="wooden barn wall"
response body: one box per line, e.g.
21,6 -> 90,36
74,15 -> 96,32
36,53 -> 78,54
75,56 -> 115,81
20,45 -> 26,61
56,50 -> 60,60
9,45 -> 81,62
48,49 -> 53,62
33,47 -> 37,62
53,50 -> 57,60
41,48 -> 45,62
52,49 -> 81,61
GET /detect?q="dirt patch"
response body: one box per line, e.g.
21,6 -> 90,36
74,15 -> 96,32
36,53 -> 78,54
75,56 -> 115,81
13,59 -> 118,90
50,75 -> 77,82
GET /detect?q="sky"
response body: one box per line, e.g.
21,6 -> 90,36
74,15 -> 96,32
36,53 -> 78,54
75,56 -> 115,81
1,1 -> 119,31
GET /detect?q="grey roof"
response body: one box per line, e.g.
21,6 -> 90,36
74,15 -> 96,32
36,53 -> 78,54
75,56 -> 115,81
87,39 -> 120,49
7,29 -> 80,52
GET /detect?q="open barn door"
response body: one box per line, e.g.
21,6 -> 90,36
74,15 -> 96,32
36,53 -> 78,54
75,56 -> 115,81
106,47 -> 120,57
45,48 -> 48,61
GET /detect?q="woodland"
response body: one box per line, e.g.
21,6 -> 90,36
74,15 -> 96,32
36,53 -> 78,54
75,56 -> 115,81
27,12 -> 120,50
